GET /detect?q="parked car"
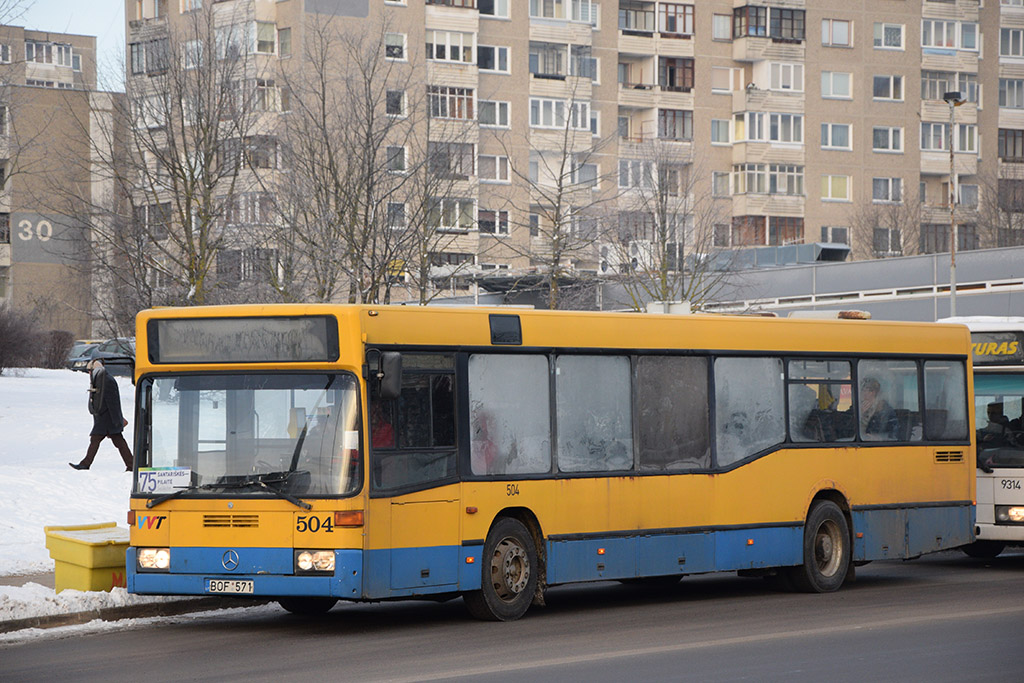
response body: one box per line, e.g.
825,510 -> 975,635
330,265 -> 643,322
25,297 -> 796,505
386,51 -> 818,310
66,340 -> 102,372
90,338 -> 136,376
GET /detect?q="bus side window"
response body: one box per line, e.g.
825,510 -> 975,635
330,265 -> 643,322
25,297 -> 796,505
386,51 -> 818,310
637,356 -> 710,471
714,357 -> 785,466
924,360 -> 968,440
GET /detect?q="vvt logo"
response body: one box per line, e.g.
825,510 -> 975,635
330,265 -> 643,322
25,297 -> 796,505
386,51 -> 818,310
137,515 -> 167,530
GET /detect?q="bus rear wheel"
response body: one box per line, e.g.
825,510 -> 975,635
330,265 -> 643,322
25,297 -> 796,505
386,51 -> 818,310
961,540 -> 1005,559
788,500 -> 850,593
278,597 -> 338,615
464,517 -> 538,621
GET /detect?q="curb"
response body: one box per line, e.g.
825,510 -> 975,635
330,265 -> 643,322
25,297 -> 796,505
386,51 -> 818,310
0,597 -> 270,634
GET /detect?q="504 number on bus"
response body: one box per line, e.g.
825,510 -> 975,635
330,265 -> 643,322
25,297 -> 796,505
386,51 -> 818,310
296,515 -> 334,533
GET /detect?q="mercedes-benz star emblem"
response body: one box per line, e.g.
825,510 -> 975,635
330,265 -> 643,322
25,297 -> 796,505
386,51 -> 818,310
222,550 -> 239,571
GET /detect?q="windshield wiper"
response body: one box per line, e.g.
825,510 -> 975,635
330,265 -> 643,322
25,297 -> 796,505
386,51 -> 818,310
256,479 -> 311,510
146,482 -> 223,509
210,472 -> 313,510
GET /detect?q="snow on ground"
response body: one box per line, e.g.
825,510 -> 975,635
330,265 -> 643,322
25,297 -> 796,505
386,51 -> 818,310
0,368 -> 171,624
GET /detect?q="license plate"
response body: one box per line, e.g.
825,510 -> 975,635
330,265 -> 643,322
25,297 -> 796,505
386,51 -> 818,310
206,579 -> 254,594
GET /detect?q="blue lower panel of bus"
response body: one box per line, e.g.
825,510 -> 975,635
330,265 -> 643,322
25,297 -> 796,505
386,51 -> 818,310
547,526 -> 803,585
851,503 -> 974,561
126,547 -> 364,599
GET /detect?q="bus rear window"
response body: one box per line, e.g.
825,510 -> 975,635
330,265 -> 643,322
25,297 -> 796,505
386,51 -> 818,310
148,316 -> 339,364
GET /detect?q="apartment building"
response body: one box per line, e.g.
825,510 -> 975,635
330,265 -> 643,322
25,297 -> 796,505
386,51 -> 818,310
122,0 -> 1022,306
0,25 -> 118,337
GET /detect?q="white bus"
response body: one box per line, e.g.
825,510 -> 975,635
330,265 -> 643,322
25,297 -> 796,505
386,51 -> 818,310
943,317 -> 1024,558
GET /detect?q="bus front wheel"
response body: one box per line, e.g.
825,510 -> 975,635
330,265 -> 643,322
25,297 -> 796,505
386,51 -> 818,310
278,597 -> 338,615
961,540 -> 1005,559
464,517 -> 538,621
788,501 -> 850,593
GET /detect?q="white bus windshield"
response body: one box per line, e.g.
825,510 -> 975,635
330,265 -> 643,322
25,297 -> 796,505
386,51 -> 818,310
975,373 -> 1024,469
139,373 -> 361,497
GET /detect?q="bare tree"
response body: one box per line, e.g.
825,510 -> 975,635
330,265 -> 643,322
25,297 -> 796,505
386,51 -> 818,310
972,166 -> 1024,250
600,139 -> 734,311
847,183 -> 925,260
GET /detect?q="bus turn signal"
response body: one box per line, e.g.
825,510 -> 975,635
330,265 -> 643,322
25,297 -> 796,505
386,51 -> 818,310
334,510 -> 364,527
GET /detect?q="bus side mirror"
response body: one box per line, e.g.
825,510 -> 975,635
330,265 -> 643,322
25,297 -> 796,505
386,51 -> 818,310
378,352 -> 402,400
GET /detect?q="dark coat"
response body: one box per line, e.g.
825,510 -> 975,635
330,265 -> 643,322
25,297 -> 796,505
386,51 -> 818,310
88,367 -> 125,436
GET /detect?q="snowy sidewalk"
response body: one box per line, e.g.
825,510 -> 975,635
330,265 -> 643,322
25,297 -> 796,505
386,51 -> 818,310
0,570 -> 265,633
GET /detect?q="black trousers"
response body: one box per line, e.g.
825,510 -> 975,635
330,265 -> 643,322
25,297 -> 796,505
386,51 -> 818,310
80,433 -> 134,469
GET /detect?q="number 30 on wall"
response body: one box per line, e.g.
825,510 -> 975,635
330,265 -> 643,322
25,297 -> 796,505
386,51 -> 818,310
17,219 -> 53,242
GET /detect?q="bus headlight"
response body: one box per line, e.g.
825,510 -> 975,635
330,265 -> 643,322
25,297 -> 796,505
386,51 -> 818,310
295,550 -> 335,574
995,506 -> 1024,524
138,547 -> 171,571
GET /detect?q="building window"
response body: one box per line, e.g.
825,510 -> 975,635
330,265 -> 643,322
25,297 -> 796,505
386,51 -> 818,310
820,123 -> 851,150
386,145 -> 406,173
529,41 -> 566,78
711,119 -> 730,144
873,75 -> 903,101
712,14 -> 731,40
620,159 -> 654,189
278,27 -> 291,57
769,113 -> 803,143
920,122 -> 947,151
957,125 -> 978,154
922,19 -> 957,49
821,71 -> 851,99
921,71 -> 955,101
960,184 -> 979,208
1000,79 -> 1024,108
570,45 -> 597,81
530,97 -> 589,130
428,86 -> 474,120
530,0 -> 566,20
385,33 -> 406,60
873,126 -> 903,153
659,57 -> 694,91
733,6 -> 767,38
768,216 -> 803,245
660,3 -> 694,35
0,106 -> 7,136
873,22 -> 904,49
387,202 -> 406,230
426,30 -> 475,64
480,0 -> 510,18
658,109 -> 692,140
821,18 -> 850,47
771,8 -> 805,41
386,90 -> 406,116
478,154 -> 510,182
428,142 -> 475,179
478,209 -> 510,235
478,45 -> 509,72
999,128 -> 1024,161
821,175 -> 850,201
872,177 -> 902,203
770,62 -> 803,91
712,171 -> 730,197
732,163 -> 766,194
255,22 -> 276,54
731,215 -> 767,246
1001,28 -> 1024,58
821,226 -> 849,244
873,227 -> 901,256
768,165 -> 803,196
429,198 -> 475,232
479,100 -> 510,127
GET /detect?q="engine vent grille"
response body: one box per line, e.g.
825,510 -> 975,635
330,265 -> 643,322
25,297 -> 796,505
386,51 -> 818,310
203,514 -> 260,528
934,450 -> 964,463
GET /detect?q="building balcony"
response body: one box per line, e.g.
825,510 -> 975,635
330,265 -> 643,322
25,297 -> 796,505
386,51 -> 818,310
920,150 -> 978,177
732,35 -> 805,63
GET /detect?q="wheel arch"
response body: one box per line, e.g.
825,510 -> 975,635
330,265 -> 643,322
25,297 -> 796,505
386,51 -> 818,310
490,506 -> 547,600
806,485 -> 853,538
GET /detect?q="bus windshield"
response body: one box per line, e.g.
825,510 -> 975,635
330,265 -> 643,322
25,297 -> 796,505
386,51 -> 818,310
139,373 -> 361,497
975,373 -> 1024,469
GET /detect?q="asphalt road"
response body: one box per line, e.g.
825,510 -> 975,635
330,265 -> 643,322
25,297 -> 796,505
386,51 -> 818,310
5,550 -> 1023,682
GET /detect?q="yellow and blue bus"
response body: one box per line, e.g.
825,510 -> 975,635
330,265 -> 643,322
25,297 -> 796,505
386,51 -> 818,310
942,317 -> 1024,558
127,305 -> 975,620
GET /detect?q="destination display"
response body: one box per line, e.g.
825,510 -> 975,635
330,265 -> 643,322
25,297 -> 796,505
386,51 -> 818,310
148,316 -> 339,364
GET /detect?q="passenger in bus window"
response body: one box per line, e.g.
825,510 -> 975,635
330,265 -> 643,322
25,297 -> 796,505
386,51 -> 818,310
858,377 -> 898,441
370,400 -> 395,448
979,402 -> 1011,445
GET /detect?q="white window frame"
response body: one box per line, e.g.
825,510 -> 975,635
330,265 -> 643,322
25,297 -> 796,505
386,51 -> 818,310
821,71 -> 852,99
960,23 -> 978,51
732,163 -> 767,195
478,154 -> 510,183
711,119 -> 731,145
821,175 -> 851,201
712,14 -> 731,41
921,19 -> 957,49
0,44 -> 10,64
530,0 -> 566,20
479,100 -> 510,127
872,177 -> 903,203
1000,79 -> 1024,108
1001,28 -> 1024,58
957,124 -> 978,154
254,21 -> 276,55
478,45 -> 510,73
432,198 -> 476,233
529,97 -> 590,130
873,22 -> 904,50
387,202 -> 407,231
768,113 -> 803,144
180,0 -> 202,11
386,145 -> 407,173
821,122 -> 852,150
427,30 -> 475,64
386,89 -> 406,117
385,33 -> 407,61
770,63 -> 803,92
712,171 -> 730,197
873,75 -> 904,101
872,126 -> 903,153
821,18 -> 851,47
478,208 -> 510,236
921,122 -> 947,151
480,0 -> 510,18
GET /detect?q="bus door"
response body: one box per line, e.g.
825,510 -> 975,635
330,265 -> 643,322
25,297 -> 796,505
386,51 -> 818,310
366,353 -> 461,596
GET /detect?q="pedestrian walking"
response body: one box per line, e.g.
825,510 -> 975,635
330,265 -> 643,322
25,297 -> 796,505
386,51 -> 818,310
70,359 -> 134,471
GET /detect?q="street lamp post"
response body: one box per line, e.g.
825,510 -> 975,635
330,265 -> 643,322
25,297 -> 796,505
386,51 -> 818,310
943,91 -> 965,317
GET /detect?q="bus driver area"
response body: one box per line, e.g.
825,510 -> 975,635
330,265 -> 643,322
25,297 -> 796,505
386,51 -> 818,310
127,305 -> 976,620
